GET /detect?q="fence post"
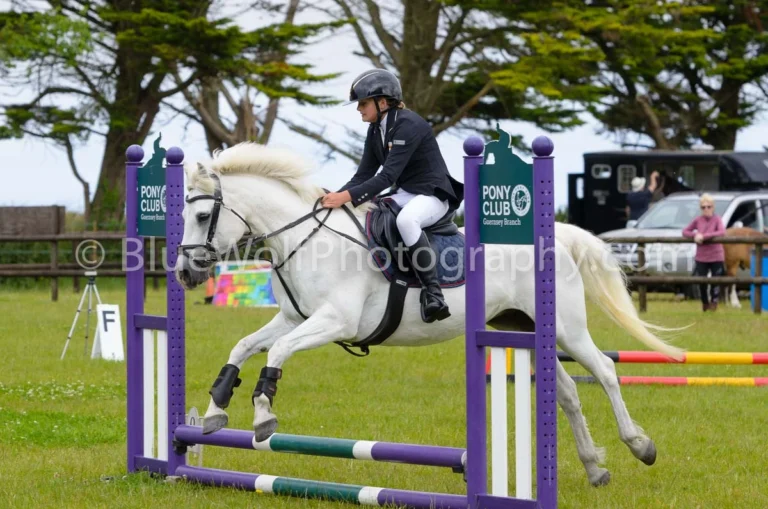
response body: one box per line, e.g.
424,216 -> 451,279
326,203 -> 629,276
637,242 -> 647,313
755,243 -> 763,315
50,239 -> 59,301
72,241 -> 80,293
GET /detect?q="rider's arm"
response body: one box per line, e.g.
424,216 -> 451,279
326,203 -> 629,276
345,117 -> 424,206
338,126 -> 380,193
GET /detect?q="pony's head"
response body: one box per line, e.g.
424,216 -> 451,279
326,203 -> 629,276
176,161 -> 251,289
176,142 -> 323,289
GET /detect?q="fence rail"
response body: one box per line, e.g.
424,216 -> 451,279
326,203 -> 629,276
602,234 -> 766,314
0,232 -> 166,301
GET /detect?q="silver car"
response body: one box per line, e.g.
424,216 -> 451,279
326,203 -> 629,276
599,191 -> 768,278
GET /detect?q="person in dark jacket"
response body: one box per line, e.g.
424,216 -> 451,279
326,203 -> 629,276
322,68 -> 464,323
625,171 -> 659,222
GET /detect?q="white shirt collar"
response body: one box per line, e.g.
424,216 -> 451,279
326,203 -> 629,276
379,111 -> 388,145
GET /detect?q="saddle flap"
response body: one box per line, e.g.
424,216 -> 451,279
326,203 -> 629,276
365,199 -> 466,289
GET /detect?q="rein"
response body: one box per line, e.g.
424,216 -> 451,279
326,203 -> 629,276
179,177 -> 372,357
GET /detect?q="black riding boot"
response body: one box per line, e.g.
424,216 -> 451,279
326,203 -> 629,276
405,232 -> 450,323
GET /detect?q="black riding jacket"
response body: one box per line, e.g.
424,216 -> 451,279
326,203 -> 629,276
339,109 -> 464,211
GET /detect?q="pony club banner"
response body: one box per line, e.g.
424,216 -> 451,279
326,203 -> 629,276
213,260 -> 278,308
479,126 -> 534,246
137,134 -> 168,237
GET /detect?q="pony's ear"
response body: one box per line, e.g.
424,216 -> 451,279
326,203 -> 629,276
197,162 -> 208,177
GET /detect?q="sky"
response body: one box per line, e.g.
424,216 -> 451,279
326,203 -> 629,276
2,3 -> 767,214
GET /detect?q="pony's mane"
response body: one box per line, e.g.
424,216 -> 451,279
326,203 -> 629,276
185,142 -> 324,204
185,141 -> 374,213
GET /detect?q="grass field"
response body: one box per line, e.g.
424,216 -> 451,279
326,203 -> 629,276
1,282 -> 767,509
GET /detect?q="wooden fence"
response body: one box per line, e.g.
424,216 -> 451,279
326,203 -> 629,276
602,235 -> 768,314
4,232 -> 766,311
0,233 -> 166,301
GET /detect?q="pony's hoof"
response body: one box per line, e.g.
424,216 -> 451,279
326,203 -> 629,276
253,416 -> 278,443
202,413 -> 228,434
590,469 -> 611,487
638,440 -> 657,466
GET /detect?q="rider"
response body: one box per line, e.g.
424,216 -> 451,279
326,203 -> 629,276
321,68 -> 464,323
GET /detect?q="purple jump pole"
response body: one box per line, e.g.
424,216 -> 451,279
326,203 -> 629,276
174,425 -> 466,470
176,465 -> 470,508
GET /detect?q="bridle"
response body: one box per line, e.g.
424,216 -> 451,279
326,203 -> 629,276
179,173 -> 253,268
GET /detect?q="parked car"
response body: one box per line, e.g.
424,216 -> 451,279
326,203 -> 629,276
598,191 -> 768,282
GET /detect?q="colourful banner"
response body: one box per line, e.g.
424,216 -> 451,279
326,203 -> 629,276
213,261 -> 278,308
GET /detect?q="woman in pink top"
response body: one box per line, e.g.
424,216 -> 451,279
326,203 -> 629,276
682,193 -> 725,311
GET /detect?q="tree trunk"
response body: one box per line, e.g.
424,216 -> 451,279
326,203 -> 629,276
91,130 -> 136,227
90,42 -> 160,227
703,78 -> 742,150
399,0 -> 441,117
201,77 -> 225,153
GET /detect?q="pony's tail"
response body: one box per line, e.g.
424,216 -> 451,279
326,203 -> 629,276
555,223 -> 687,361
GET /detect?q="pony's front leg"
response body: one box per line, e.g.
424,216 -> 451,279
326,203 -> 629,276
252,305 -> 355,442
203,311 -> 297,434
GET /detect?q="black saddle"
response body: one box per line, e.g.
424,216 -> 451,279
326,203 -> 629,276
367,198 -> 459,255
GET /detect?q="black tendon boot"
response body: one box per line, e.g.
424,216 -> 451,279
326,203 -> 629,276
405,232 -> 450,323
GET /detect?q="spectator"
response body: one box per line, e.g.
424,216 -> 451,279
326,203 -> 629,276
625,171 -> 659,223
682,193 -> 725,311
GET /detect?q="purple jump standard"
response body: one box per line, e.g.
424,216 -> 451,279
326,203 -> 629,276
463,135 -> 557,509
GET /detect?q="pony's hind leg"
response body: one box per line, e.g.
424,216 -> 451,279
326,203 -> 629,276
556,359 -> 610,487
203,311 -> 296,434
561,330 -> 657,467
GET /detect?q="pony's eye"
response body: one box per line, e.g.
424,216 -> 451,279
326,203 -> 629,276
197,212 -> 211,223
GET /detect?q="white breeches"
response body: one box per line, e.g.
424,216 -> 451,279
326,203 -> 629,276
393,192 -> 450,246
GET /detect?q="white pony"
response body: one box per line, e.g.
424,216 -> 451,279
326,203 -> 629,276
176,142 -> 684,487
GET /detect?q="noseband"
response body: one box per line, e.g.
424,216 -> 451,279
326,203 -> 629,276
178,173 -> 254,268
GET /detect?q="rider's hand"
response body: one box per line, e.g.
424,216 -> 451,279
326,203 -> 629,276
322,191 -> 351,209
694,233 -> 704,244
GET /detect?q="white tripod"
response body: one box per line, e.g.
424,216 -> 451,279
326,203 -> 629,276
61,271 -> 102,360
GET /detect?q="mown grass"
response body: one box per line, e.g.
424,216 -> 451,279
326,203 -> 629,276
1,283 -> 767,509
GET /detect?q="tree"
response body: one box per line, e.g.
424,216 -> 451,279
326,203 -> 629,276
168,0 -> 347,156
0,1 -> 337,226
498,0 -> 768,150
314,0 -> 601,153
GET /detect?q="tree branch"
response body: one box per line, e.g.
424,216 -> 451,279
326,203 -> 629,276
173,70 -> 237,147
426,8 -> 470,113
434,8 -> 468,82
219,82 -> 240,114
71,64 -> 110,109
280,117 -> 360,164
158,71 -> 200,99
55,1 -> 111,31
432,80 -> 493,136
259,0 -> 301,144
63,135 -> 91,226
636,95 -> 672,149
22,86 -> 95,106
161,99 -> 204,124
361,0 -> 400,65
332,0 -> 384,67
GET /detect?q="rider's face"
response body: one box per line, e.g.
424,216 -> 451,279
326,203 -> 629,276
357,98 -> 387,123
